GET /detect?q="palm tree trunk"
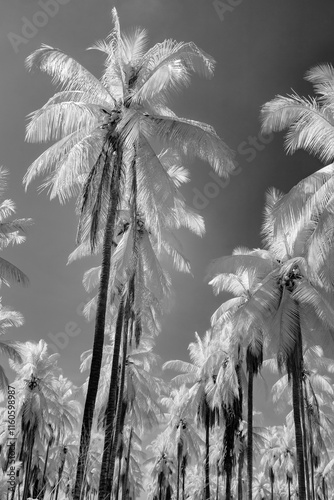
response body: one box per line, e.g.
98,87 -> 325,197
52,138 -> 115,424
182,464 -> 186,500
98,296 -> 125,500
22,429 -> 35,500
38,435 -> 52,499
238,447 -> 244,500
269,467 -> 274,500
55,454 -> 66,500
176,451 -> 181,500
290,313 -> 306,500
216,462 -> 219,500
115,458 -> 121,500
291,364 -> 306,499
122,428 -> 132,500
74,149 -> 122,500
204,402 -> 211,500
247,362 -> 253,500
288,478 -> 291,500
106,296 -> 131,497
300,380 -> 311,500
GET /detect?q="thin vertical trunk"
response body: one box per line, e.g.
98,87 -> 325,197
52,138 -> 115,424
122,428 -> 132,500
247,363 -> 253,500
216,463 -> 219,500
22,429 -> 35,500
38,435 -> 52,499
288,478 -> 291,500
290,311 -> 306,500
74,148 -> 122,500
115,459 -> 121,500
269,468 -> 274,500
182,465 -> 186,500
55,453 -> 66,500
300,380 -> 310,500
292,365 -> 306,499
205,403 -> 211,500
98,296 -> 125,500
176,450 -> 181,500
106,295 -> 130,496
238,447 -> 244,500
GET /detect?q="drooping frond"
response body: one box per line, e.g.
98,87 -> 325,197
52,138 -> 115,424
131,40 -> 215,105
0,257 -> 29,287
144,113 -> 235,177
305,63 -> 334,105
261,93 -> 334,163
25,44 -> 114,105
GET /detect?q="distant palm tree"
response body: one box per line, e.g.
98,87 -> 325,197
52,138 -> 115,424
161,386 -> 202,500
9,340 -> 61,500
164,331 -> 217,500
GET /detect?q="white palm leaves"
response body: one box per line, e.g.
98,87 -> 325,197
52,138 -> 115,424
261,64 -> 334,163
24,9 -> 235,209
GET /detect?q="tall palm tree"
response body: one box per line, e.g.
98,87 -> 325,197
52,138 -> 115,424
24,11 -> 234,497
163,331 -> 219,500
161,386 -> 202,500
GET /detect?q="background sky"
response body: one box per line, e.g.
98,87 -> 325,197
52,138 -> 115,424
0,0 -> 334,424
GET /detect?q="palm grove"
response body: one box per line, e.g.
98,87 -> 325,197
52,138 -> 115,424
1,8 -> 334,500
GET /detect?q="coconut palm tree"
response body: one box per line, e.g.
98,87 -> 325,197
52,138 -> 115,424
160,385 -> 202,500
207,250 -> 274,500
24,9 -> 234,498
163,331 -> 218,500
8,340 -> 62,500
146,433 -> 175,500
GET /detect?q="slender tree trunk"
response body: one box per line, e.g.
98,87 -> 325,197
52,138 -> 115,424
98,296 -> 125,500
216,463 -> 219,500
300,380 -> 311,500
55,453 -> 66,500
11,429 -> 27,500
182,465 -> 186,500
247,362 -> 253,500
292,364 -> 306,499
269,468 -> 274,500
204,403 -> 211,500
290,312 -> 306,500
122,428 -> 132,500
106,295 -> 131,497
238,447 -> 244,500
38,436 -> 52,499
288,478 -> 291,500
74,148 -> 122,500
22,430 -> 35,500
115,458 -> 121,500
176,450 -> 180,500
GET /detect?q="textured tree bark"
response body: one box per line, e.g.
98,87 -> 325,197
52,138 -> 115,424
74,149 -> 122,500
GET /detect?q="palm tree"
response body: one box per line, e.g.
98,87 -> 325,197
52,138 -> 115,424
163,331 -> 218,500
24,10 -> 234,496
9,340 -> 62,500
207,250 -> 273,500
161,385 -> 202,500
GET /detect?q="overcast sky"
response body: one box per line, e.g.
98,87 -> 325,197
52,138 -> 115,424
0,0 -> 334,422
